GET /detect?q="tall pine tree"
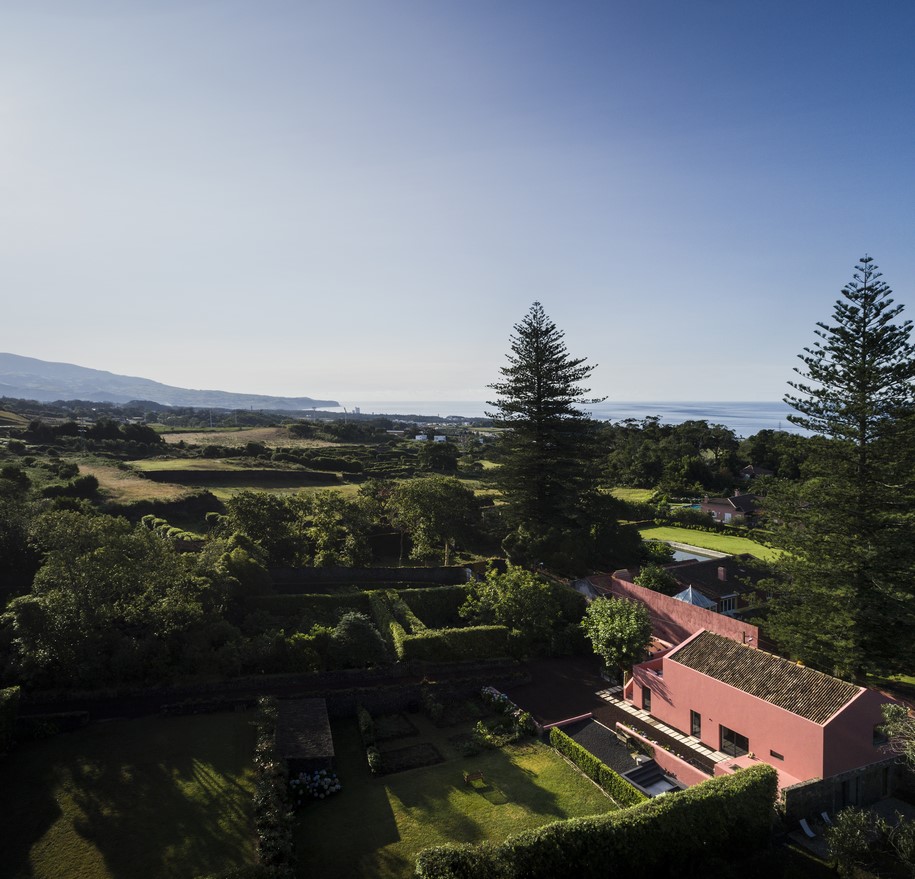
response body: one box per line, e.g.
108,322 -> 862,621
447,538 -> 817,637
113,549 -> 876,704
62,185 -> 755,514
488,302 -> 631,571
768,257 -> 915,678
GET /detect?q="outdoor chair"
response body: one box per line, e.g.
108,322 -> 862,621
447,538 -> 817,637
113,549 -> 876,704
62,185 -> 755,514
799,818 -> 817,838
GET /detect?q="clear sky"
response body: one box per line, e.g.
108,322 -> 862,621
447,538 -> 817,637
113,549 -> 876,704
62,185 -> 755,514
3,1 -> 914,404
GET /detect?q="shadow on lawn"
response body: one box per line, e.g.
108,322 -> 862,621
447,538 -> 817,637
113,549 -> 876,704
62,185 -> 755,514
0,743 -> 64,878
390,748 -> 568,840
66,715 -> 255,879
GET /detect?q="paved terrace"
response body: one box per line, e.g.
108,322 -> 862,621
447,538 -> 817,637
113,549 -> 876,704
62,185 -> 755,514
506,658 -> 729,779
592,686 -> 729,777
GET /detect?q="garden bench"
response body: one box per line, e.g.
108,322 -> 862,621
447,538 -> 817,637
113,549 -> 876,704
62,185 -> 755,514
463,770 -> 484,785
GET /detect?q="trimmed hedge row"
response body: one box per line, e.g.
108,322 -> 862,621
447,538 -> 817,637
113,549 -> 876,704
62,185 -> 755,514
399,626 -> 510,662
387,591 -> 427,633
252,698 -> 295,879
367,591 -> 409,659
397,585 -> 468,628
549,728 -> 647,808
415,762 -> 778,879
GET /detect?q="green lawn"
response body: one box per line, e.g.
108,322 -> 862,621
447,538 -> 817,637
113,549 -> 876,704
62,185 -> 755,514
638,525 -> 780,561
0,713 -> 256,879
297,717 -> 617,879
610,487 -> 654,503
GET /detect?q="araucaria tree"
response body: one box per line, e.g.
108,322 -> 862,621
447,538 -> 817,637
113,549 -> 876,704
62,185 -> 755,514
768,256 -> 915,678
488,302 -> 617,570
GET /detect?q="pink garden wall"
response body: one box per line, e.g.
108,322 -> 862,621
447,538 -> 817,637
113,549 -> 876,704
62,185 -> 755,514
588,574 -> 760,647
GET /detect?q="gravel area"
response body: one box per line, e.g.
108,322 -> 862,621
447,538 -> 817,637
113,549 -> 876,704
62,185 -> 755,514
560,718 -> 640,775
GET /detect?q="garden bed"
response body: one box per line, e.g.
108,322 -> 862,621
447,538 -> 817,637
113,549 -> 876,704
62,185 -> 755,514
380,742 -> 445,774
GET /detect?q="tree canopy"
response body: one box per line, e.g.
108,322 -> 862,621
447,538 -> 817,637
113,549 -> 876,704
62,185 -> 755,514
487,302 -> 611,568
580,596 -> 651,678
767,257 -> 915,677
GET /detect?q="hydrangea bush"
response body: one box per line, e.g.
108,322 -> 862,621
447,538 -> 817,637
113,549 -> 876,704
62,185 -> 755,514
289,769 -> 342,807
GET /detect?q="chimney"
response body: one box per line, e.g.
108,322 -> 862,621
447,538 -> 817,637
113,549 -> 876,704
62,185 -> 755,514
718,566 -> 727,582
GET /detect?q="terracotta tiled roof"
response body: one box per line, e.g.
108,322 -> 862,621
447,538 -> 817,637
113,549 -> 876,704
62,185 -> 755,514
276,698 -> 335,760
668,631 -> 861,724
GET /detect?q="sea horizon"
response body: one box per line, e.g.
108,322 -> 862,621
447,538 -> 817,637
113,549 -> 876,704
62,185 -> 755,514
317,400 -> 803,438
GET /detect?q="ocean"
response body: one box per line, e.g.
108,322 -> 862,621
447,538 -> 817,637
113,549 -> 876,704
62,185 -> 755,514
320,400 -> 803,438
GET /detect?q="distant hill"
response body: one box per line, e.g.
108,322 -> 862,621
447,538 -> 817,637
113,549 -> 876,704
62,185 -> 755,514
0,353 -> 339,410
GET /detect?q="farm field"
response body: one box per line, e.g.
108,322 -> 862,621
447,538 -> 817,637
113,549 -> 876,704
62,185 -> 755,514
158,426 -> 337,448
77,461 -> 196,504
638,525 -> 779,561
297,717 -> 617,879
0,713 -> 256,879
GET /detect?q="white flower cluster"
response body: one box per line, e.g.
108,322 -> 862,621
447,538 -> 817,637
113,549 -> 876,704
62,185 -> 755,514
289,768 -> 341,805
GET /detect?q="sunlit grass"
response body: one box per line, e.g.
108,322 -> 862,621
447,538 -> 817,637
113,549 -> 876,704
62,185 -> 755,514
298,718 -> 616,879
638,525 -> 780,561
611,487 -> 654,503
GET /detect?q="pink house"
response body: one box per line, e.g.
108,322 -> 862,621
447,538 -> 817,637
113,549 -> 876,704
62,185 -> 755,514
628,630 -> 897,793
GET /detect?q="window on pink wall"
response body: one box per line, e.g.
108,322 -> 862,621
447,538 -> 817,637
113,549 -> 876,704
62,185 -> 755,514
642,687 -> 652,712
720,725 -> 749,757
690,710 -> 701,738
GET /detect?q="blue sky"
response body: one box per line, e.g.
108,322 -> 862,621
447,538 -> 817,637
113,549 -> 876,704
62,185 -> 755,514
3,1 -> 914,404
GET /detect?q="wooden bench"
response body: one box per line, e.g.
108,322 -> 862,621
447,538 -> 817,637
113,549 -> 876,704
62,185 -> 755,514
463,770 -> 484,785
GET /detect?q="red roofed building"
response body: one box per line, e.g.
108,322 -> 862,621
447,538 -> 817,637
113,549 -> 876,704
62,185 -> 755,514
627,631 -> 901,809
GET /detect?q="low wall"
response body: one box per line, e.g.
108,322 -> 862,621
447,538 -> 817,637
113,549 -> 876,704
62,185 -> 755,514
781,756 -> 904,819
589,575 -> 760,647
542,712 -> 594,731
617,722 -> 712,788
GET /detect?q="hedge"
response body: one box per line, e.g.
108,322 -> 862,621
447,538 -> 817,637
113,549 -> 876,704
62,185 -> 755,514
397,585 -> 468,628
247,593 -> 370,626
0,686 -> 20,753
549,728 -> 647,808
399,626 -> 510,662
252,698 -> 295,878
387,591 -> 427,633
367,591 -> 409,659
416,762 -> 778,879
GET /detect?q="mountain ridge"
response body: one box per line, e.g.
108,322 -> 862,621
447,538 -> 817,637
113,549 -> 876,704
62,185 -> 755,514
0,353 -> 339,410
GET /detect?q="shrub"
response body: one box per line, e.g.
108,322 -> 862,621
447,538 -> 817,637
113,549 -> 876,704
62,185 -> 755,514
366,745 -> 383,775
0,687 -> 20,753
288,769 -> 341,806
549,727 -> 647,808
357,704 -> 376,747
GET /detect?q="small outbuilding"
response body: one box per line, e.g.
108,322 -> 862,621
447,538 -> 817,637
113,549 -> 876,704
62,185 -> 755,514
276,698 -> 335,775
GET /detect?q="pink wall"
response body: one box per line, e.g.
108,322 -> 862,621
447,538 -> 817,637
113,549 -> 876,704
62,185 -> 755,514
589,575 -> 760,647
822,688 -> 896,778
617,723 -> 711,788
632,645 -> 827,782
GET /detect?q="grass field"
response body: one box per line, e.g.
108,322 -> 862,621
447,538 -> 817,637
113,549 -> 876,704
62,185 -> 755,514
0,713 -> 256,879
298,716 -> 616,879
158,427 -> 336,448
610,487 -> 654,503
638,525 -> 780,561
0,409 -> 30,428
130,458 -> 264,472
76,461 -> 196,504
